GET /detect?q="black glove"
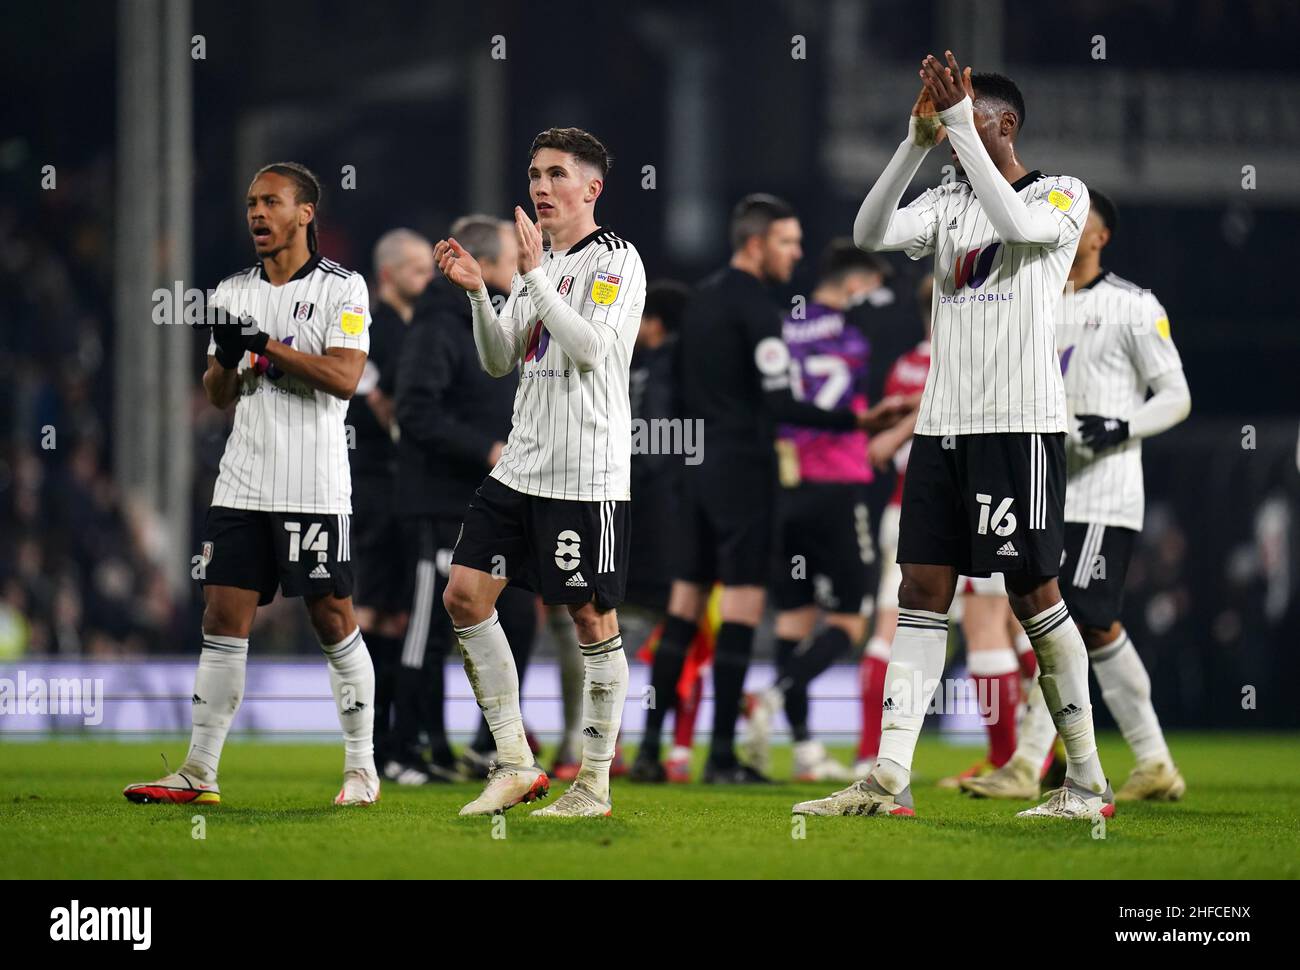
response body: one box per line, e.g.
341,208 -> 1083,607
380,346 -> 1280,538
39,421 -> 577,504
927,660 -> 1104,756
209,308 -> 268,369
1076,414 -> 1129,451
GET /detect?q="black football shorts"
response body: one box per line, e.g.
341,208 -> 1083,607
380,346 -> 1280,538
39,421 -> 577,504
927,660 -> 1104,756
451,476 -> 629,611
770,482 -> 877,614
1059,521 -> 1138,629
897,432 -> 1066,578
200,506 -> 355,606
673,453 -> 776,588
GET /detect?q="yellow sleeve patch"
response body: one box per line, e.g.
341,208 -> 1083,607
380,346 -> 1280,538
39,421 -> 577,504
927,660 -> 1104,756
340,303 -> 365,336
589,271 -> 622,306
1048,187 -> 1075,212
1155,316 -> 1171,340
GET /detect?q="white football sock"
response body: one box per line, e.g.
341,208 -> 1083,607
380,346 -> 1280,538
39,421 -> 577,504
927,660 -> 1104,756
454,611 -> 532,768
1014,675 -> 1057,768
874,608 -> 948,794
322,627 -> 376,775
575,633 -> 629,801
1021,603 -> 1105,792
1091,629 -> 1172,766
183,634 -> 248,782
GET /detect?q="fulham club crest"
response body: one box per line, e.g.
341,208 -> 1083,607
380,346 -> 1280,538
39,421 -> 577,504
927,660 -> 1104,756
557,275 -> 574,297
293,301 -> 315,322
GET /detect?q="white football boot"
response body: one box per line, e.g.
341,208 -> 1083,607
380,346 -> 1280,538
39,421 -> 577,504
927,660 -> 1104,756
792,740 -> 855,782
792,775 -> 915,817
123,769 -> 221,805
739,686 -> 782,774
1017,777 -> 1115,819
458,762 -> 549,816
1117,760 -> 1186,802
960,756 -> 1040,800
530,782 -> 611,817
334,768 -> 381,806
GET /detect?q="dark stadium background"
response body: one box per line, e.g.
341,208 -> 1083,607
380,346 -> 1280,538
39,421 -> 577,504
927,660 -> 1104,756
1,0 -> 1297,731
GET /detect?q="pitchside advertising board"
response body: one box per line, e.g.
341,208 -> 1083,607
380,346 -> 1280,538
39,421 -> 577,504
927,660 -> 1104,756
0,661 -> 1002,740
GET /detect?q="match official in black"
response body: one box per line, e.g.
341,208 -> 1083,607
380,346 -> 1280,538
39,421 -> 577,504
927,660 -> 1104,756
632,195 -> 909,783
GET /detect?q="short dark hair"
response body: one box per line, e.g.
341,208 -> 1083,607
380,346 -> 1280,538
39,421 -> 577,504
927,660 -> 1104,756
817,238 -> 891,286
450,214 -> 508,263
971,72 -> 1026,132
529,127 -> 612,177
729,193 -> 797,252
643,280 -> 691,334
1088,189 -> 1118,236
254,161 -> 322,253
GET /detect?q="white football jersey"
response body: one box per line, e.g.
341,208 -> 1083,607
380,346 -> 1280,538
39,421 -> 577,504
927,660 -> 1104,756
206,254 -> 371,514
1056,271 -> 1182,530
900,172 -> 1088,436
491,228 -> 645,502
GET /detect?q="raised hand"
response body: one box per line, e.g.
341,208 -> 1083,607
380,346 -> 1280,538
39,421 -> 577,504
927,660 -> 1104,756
919,50 -> 973,112
910,85 -> 947,148
514,206 -> 544,275
435,237 -> 485,292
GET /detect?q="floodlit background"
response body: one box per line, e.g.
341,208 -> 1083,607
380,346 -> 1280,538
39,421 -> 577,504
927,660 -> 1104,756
1,0 -> 1297,735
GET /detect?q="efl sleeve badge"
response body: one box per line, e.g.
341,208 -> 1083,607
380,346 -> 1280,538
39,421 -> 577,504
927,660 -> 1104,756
340,303 -> 366,336
1047,186 -> 1076,212
589,271 -> 622,306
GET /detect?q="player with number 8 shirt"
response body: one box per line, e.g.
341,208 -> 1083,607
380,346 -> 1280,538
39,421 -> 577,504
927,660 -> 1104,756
434,127 -> 645,819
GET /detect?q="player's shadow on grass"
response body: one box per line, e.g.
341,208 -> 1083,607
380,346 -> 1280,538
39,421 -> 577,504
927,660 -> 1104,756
455,815 -> 635,842
920,816 -> 1105,835
186,807 -> 341,823
1108,806 -> 1254,821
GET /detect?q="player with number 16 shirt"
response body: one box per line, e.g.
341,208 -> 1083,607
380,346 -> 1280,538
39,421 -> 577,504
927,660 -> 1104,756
795,53 -> 1115,822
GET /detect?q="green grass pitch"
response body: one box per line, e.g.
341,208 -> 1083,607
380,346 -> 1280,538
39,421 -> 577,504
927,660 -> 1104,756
2,733 -> 1296,879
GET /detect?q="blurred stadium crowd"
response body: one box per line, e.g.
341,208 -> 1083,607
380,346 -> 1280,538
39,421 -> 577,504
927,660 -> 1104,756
0,153 -> 181,658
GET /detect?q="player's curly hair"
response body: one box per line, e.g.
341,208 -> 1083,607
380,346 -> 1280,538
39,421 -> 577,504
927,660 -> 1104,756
970,72 -> 1026,132
254,161 -> 323,253
529,128 -> 612,178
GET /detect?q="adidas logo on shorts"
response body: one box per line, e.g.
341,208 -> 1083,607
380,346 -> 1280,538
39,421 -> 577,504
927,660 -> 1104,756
309,564 -> 331,579
996,541 -> 1018,557
566,571 -> 588,588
